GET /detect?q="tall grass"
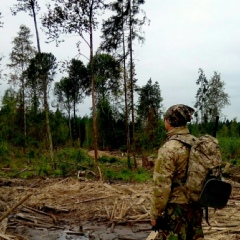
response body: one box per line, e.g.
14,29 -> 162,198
218,137 -> 240,164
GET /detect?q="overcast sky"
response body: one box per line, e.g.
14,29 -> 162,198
1,0 -> 239,121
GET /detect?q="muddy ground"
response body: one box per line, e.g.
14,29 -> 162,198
0,164 -> 240,240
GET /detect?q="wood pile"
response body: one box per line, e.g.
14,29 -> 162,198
0,177 -> 239,239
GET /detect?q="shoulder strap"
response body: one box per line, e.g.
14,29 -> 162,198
169,134 -> 197,147
169,134 -> 196,190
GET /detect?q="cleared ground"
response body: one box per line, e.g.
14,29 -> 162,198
0,165 -> 240,239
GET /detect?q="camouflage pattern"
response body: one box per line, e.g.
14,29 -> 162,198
150,125 -> 204,239
173,134 -> 222,202
164,104 -> 195,127
155,203 -> 204,240
150,126 -> 193,219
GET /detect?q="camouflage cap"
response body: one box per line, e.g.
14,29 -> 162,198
164,104 -> 195,127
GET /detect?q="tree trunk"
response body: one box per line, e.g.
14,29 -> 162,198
73,98 -> 76,145
89,11 -> 98,166
43,78 -> 55,169
32,1 -> 54,169
68,109 -> 72,140
122,2 -> 131,168
22,79 -> 26,153
129,0 -> 137,168
31,2 -> 41,53
21,61 -> 26,153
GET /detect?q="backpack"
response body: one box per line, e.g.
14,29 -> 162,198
171,134 -> 232,225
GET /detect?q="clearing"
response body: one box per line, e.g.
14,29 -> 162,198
0,164 -> 240,239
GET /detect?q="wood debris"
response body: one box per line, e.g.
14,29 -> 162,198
0,178 -> 239,239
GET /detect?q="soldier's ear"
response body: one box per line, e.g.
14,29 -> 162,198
164,118 -> 171,130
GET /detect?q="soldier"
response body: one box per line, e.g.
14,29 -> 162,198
150,104 -> 204,240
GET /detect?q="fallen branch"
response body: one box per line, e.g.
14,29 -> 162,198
22,205 -> 50,216
97,166 -> 102,181
40,205 -> 69,213
0,194 -> 32,222
15,213 -> 53,224
103,183 -> 123,193
0,232 -> 16,240
65,231 -> 85,235
14,219 -> 63,229
22,205 -> 57,223
77,195 -> 112,203
12,167 -> 28,177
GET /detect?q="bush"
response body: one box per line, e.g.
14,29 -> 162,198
218,137 -> 240,163
0,141 -> 10,157
98,155 -> 119,163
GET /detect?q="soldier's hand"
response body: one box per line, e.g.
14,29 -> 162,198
151,219 -> 156,226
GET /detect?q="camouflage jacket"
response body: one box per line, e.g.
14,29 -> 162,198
150,126 -> 195,220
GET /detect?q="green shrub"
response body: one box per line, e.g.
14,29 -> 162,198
218,137 -> 240,163
103,167 -> 151,182
28,149 -> 35,159
99,155 -> 119,163
0,141 -> 10,157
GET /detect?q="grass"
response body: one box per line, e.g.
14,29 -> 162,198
218,137 -> 240,165
1,136 -> 240,181
0,146 -> 152,183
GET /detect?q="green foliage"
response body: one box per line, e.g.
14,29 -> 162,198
97,155 -> 152,182
137,78 -> 163,121
90,53 -> 121,101
26,52 -> 57,91
194,69 -> 230,123
136,118 -> 166,152
0,145 -> 153,183
103,166 -> 151,182
50,109 -> 69,146
218,137 -> 240,163
97,99 -> 123,150
136,79 -> 164,152
99,155 -> 119,163
0,141 -> 10,157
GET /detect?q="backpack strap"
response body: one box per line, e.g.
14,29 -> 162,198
169,134 -> 197,147
205,207 -> 210,225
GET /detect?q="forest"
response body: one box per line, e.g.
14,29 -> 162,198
0,0 -> 240,180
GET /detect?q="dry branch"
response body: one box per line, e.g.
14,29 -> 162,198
77,195 -> 112,203
0,232 -> 16,240
40,205 -> 69,213
103,183 -> 123,193
0,194 -> 32,222
12,168 -> 28,177
146,231 -> 158,240
22,205 -> 50,216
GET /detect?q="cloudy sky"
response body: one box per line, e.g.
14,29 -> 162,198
1,0 -> 239,121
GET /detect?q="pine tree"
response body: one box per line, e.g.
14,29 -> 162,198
100,0 -> 148,167
42,0 -> 107,165
7,25 -> 36,151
